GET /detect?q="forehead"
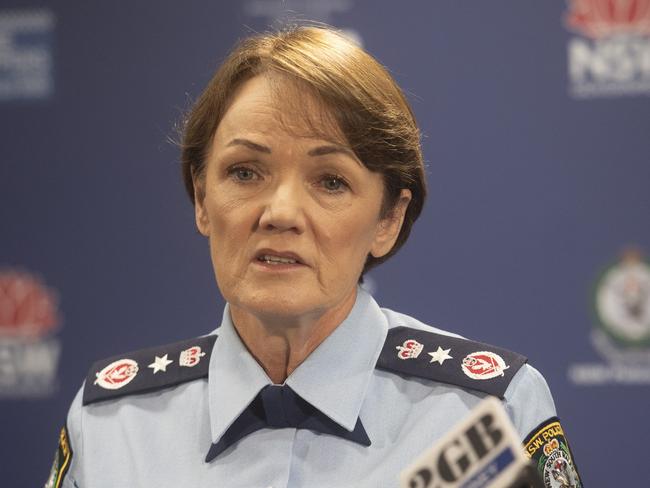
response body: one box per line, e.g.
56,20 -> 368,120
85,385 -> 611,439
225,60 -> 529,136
215,74 -> 346,145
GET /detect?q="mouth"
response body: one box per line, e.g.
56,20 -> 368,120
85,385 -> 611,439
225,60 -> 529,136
254,250 -> 306,266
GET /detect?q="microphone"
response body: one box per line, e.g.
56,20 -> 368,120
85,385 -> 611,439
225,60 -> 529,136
399,397 -> 544,488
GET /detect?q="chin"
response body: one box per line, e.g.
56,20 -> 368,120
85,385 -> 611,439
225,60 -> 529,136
227,284 -> 322,319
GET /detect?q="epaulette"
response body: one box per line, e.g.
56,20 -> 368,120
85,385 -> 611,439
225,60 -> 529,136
376,326 -> 527,398
83,334 -> 217,406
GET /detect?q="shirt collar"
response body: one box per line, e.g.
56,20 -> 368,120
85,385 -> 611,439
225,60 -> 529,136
207,307 -> 272,444
207,286 -> 388,443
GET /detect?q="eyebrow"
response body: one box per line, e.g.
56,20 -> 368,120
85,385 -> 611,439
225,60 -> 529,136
226,138 -> 358,161
226,138 -> 271,154
307,145 -> 356,159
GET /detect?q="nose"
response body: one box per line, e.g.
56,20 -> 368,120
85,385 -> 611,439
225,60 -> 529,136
258,181 -> 306,234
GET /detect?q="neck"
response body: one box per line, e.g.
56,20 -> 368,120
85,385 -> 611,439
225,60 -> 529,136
229,288 -> 358,384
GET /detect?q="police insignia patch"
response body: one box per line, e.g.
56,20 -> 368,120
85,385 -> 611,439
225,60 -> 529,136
179,345 -> 206,367
523,417 -> 582,488
94,358 -> 139,389
83,334 -> 217,405
377,326 -> 527,398
462,351 -> 509,380
44,426 -> 73,488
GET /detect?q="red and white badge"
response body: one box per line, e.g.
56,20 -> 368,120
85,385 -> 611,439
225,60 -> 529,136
179,346 -> 205,367
461,351 -> 509,380
94,359 -> 139,390
396,339 -> 423,360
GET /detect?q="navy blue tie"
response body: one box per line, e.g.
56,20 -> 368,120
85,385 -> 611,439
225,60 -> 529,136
205,384 -> 370,462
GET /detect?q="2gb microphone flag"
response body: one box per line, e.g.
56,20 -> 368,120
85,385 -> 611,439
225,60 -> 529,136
399,397 -> 534,488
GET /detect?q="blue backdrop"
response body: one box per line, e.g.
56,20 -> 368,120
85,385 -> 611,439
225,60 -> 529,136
1,1 -> 649,486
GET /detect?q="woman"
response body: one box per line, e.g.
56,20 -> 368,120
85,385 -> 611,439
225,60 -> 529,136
49,26 -> 581,488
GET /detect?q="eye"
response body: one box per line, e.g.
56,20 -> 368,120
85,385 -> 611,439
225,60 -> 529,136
320,174 -> 349,193
227,165 -> 259,182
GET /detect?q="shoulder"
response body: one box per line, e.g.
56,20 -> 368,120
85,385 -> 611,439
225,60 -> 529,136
376,307 -> 557,434
81,334 -> 217,406
376,307 -> 529,399
61,334 -> 217,486
503,362 -> 556,438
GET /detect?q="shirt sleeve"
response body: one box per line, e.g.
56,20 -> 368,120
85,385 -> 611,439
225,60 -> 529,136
502,363 -> 557,440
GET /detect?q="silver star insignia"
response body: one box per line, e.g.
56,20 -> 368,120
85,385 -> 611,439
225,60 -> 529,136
148,354 -> 173,374
428,346 -> 453,365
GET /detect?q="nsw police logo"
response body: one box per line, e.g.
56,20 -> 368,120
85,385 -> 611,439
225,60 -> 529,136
461,351 -> 509,380
568,247 -> 650,385
94,359 -> 139,390
543,449 -> 580,488
594,248 -> 650,346
524,419 -> 582,488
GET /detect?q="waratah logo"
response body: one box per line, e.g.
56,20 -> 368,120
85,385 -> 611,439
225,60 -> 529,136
0,269 -> 62,397
566,0 -> 650,38
0,270 -> 60,338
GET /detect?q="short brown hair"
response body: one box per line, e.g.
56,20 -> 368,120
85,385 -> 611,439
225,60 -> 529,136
181,25 -> 426,274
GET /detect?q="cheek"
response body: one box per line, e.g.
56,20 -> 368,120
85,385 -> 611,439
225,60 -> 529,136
317,205 -> 379,266
207,189 -> 250,219
204,199 -> 255,260
203,175 -> 260,231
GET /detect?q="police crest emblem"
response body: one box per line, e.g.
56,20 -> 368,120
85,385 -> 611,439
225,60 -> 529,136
594,248 -> 650,347
524,418 -> 582,488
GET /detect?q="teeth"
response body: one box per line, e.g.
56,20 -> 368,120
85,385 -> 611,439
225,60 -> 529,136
259,254 -> 298,264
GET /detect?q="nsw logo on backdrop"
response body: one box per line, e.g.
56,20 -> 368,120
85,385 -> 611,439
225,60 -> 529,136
564,0 -> 650,98
568,247 -> 650,385
0,269 -> 62,397
0,9 -> 55,101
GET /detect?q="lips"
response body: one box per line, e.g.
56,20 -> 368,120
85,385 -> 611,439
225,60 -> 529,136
254,249 -> 306,266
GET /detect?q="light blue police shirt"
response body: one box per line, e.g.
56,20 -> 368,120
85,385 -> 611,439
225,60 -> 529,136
62,287 -> 556,487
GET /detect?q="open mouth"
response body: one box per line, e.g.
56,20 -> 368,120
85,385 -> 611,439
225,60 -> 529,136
257,254 -> 300,265
254,250 -> 305,266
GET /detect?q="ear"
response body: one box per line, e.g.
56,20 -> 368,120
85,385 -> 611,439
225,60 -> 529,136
370,189 -> 412,258
192,170 -> 210,237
